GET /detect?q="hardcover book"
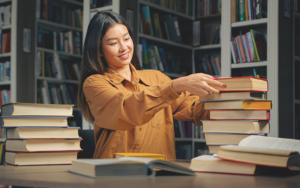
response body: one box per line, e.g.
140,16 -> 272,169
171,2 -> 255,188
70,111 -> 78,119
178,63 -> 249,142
209,109 -> 270,120
68,157 -> 195,177
0,116 -> 68,127
204,100 -> 272,110
216,135 -> 300,167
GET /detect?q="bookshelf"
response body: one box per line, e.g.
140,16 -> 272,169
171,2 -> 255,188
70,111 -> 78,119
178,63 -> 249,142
222,0 -> 294,139
0,0 -> 17,143
30,0 -> 84,128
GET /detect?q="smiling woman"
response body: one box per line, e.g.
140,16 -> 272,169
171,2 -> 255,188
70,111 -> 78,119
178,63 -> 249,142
77,11 -> 225,159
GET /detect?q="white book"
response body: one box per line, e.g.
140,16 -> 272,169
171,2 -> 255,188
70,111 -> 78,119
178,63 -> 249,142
153,46 -> 164,71
53,52 -> 62,79
247,0 -> 252,20
246,31 -> 257,61
230,41 -> 237,64
193,21 -> 200,46
137,44 -> 143,67
41,87 -> 49,104
36,0 -> 41,19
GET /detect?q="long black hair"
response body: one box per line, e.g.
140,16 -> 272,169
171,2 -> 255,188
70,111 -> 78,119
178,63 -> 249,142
77,11 -> 141,123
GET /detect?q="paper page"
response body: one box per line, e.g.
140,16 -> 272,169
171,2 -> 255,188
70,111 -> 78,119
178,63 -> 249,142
239,135 -> 300,153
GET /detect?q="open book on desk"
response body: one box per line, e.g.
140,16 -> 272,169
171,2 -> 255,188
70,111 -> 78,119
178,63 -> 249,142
216,135 -> 300,168
69,157 -> 195,178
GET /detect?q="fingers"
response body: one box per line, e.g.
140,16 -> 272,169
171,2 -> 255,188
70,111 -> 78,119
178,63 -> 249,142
199,82 -> 220,94
205,77 -> 225,88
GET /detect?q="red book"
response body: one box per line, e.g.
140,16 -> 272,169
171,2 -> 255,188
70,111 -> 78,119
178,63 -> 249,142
209,110 -> 270,120
214,76 -> 268,92
232,37 -> 240,63
236,35 -> 246,63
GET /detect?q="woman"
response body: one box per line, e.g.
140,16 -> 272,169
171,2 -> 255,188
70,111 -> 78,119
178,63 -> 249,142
77,11 -> 225,159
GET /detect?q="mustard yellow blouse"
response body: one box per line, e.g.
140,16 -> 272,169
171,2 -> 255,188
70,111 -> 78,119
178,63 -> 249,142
83,64 -> 209,159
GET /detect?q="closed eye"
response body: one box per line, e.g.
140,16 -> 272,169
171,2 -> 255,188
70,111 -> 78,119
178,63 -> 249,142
109,42 -> 117,45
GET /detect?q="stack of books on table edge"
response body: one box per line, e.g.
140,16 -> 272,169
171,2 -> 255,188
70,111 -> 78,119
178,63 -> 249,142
190,136 -> 300,175
1,103 -> 82,166
199,76 -> 271,154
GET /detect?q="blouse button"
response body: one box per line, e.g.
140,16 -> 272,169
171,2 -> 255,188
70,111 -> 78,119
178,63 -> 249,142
133,146 -> 137,150
139,127 -> 142,131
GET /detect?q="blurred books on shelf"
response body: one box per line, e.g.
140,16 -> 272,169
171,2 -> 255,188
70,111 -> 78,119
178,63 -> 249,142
231,0 -> 267,23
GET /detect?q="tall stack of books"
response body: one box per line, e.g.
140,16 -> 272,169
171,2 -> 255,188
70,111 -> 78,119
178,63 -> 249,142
1,103 -> 82,166
200,76 -> 270,154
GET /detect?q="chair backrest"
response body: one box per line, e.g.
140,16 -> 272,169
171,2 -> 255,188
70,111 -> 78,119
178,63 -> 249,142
77,129 -> 95,159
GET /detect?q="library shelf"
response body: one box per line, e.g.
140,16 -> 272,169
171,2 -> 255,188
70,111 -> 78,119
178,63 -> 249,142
37,19 -> 82,32
36,77 -> 79,84
231,61 -> 268,68
37,48 -> 82,58
0,138 -> 5,142
295,100 -> 300,104
0,53 -> 11,58
193,139 -> 206,143
195,13 -> 221,20
194,44 -> 221,50
0,0 -> 10,4
138,33 -> 193,50
232,18 -> 268,28
175,138 -> 193,141
91,5 -> 113,12
0,81 -> 11,85
0,25 -> 11,30
139,0 -> 193,20
61,0 -> 83,6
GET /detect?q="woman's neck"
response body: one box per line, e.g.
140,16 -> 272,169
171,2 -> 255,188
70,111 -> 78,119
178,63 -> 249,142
109,64 -> 132,81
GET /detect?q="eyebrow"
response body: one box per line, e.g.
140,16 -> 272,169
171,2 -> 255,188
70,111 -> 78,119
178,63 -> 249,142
106,32 -> 129,42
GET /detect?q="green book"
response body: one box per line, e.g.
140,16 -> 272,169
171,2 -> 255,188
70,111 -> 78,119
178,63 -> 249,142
239,0 -> 245,21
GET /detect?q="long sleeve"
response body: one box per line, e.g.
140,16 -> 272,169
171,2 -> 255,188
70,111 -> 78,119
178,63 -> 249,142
171,92 -> 210,125
83,74 -> 179,131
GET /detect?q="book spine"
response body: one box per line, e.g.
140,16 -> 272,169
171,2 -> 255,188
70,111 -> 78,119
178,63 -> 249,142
248,0 -> 252,20
246,31 -> 257,61
244,33 -> 252,62
235,36 -> 244,63
230,41 -> 237,64
232,37 -> 240,63
245,0 -> 249,21
250,29 -> 260,61
239,0 -> 245,21
241,34 -> 250,62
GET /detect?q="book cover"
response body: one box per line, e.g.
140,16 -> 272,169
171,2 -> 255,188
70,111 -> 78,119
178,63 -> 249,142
250,29 -> 261,61
235,37 -> 243,63
236,35 -> 246,62
251,29 -> 267,61
232,36 -> 240,63
230,41 -> 237,64
141,6 -> 154,36
240,32 -> 250,62
244,33 -> 253,61
246,31 -> 257,61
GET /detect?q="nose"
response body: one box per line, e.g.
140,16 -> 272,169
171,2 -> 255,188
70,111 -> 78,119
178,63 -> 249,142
119,41 -> 128,52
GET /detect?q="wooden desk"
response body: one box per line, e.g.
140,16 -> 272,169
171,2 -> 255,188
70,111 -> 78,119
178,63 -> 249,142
0,161 -> 300,188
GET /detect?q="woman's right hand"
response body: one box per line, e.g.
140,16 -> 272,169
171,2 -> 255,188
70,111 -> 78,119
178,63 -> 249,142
171,73 -> 226,97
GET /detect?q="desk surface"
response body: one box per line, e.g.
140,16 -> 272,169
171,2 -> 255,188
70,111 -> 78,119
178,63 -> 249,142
0,161 -> 300,188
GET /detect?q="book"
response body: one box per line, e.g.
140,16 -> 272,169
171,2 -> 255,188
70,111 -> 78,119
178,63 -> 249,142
209,110 -> 270,120
202,120 -> 270,134
199,91 -> 266,102
6,127 -> 80,139
141,6 -> 154,36
164,16 -> 181,43
214,76 -> 268,92
190,155 -> 288,175
204,100 -> 272,110
5,151 -> 78,166
0,116 -> 68,127
1,103 -> 73,116
208,145 -> 220,153
230,41 -> 237,64
236,35 -> 246,62
113,153 -> 167,161
205,133 -> 255,145
216,135 -> 300,167
5,138 -> 82,152
231,0 -> 236,23
190,155 -> 257,175
239,0 -> 245,21
241,32 -> 250,62
251,29 -> 267,61
68,157 -> 195,177
246,31 -> 257,61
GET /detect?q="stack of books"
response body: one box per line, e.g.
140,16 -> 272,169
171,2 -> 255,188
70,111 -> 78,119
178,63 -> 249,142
200,76 -> 270,154
190,135 -> 300,175
1,103 -> 82,166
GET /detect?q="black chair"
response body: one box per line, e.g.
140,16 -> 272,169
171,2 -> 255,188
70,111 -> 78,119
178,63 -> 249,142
77,129 -> 95,159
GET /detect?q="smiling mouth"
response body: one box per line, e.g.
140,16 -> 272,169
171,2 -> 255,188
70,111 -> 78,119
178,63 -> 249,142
119,52 -> 129,59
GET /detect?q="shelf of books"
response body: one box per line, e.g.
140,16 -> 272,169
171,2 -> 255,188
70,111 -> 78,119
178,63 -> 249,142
0,0 -> 17,110
35,0 -> 83,128
222,0 -> 279,137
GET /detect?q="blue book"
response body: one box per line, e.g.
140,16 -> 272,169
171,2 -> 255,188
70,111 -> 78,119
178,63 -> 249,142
158,48 -> 169,72
235,37 -> 243,63
140,38 -> 149,69
141,6 -> 154,36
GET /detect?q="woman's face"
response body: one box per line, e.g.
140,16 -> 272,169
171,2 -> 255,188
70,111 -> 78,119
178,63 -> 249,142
101,23 -> 134,69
